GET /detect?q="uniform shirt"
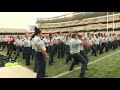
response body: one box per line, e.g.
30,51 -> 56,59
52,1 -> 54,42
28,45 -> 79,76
14,39 -> 22,46
48,38 -> 54,46
104,37 -> 108,42
88,38 -> 94,44
31,38 -> 35,49
65,37 -> 71,45
34,36 -> 46,52
23,38 -> 31,47
69,38 -> 82,54
78,39 -> 84,51
0,38 -> 3,42
57,35 -> 64,42
42,37 -> 49,47
101,37 -> 105,43
95,38 -> 100,45
108,36 -> 113,42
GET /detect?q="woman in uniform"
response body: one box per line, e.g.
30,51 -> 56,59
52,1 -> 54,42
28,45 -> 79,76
34,27 -> 49,78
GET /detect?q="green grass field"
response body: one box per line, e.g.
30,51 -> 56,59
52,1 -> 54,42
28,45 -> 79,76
0,47 -> 120,78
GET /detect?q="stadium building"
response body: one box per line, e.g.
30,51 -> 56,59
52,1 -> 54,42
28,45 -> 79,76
36,12 -> 120,34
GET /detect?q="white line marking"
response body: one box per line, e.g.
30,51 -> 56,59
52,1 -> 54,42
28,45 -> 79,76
51,50 -> 120,78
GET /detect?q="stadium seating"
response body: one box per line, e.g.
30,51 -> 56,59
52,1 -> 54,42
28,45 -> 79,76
37,13 -> 120,32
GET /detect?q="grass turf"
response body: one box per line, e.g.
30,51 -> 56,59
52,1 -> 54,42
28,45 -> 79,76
0,47 -> 120,78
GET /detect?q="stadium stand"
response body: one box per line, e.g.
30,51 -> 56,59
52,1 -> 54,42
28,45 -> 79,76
36,12 -> 120,33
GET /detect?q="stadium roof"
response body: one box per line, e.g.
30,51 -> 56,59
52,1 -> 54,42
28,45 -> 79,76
36,12 -> 120,23
0,28 -> 28,33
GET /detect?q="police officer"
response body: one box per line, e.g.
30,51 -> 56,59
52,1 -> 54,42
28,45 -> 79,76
14,35 -> 23,61
23,34 -> 31,66
48,33 -> 55,65
78,34 -> 89,70
69,33 -> 91,78
65,33 -> 72,64
31,34 -> 38,72
34,27 -> 49,78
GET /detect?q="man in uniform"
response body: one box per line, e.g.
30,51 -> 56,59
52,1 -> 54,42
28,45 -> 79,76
69,33 -> 91,78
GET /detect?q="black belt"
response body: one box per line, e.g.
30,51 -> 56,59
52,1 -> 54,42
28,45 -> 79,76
24,47 -> 30,48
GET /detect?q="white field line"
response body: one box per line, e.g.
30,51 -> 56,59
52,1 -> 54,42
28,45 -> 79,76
51,50 -> 120,78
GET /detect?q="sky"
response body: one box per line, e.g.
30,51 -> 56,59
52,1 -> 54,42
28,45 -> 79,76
0,12 -> 73,30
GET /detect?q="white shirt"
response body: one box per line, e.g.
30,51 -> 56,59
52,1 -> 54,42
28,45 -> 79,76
108,36 -> 113,41
48,38 -> 54,46
34,36 -> 46,52
95,38 -> 100,45
43,37 -> 49,47
31,38 -> 35,49
78,39 -> 84,51
69,38 -> 82,54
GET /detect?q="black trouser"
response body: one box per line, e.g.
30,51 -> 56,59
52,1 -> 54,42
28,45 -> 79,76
102,43 -> 109,52
53,44 -> 58,56
14,46 -> 23,61
66,45 -> 72,64
97,44 -> 103,54
80,50 -> 88,65
0,42 -> 2,49
2,42 -> 7,50
36,52 -> 46,78
24,47 -> 31,65
108,41 -> 113,50
118,40 -> 120,47
33,49 -> 38,72
48,45 -> 54,64
91,45 -> 97,56
70,53 -> 87,76
58,42 -> 64,59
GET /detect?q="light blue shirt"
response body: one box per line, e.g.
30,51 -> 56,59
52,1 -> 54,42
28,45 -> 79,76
34,36 -> 46,52
23,38 -> 31,47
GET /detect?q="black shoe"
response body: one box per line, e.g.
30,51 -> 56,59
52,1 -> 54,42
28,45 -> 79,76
79,74 -> 88,78
80,76 -> 88,78
69,68 -> 73,71
49,63 -> 52,65
86,68 -> 90,70
43,75 -> 48,77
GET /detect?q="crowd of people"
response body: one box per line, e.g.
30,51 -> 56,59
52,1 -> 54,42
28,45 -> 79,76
0,27 -> 120,78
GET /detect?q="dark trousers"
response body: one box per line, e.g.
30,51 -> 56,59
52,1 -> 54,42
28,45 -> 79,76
0,42 -> 2,49
24,47 -> 31,65
91,45 -> 97,56
53,44 -> 58,56
80,50 -> 88,65
102,43 -> 109,52
36,52 -> 46,78
118,40 -> 120,47
108,42 -> 113,50
66,45 -> 72,64
48,45 -> 54,64
32,49 -> 38,72
14,46 -> 23,60
58,42 -> 64,59
2,42 -> 7,50
70,53 -> 87,76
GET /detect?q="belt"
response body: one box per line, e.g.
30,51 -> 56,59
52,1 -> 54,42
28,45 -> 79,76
24,47 -> 30,48
72,52 -> 80,55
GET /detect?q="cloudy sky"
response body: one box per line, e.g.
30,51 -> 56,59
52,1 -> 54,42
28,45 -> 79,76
0,12 -> 73,29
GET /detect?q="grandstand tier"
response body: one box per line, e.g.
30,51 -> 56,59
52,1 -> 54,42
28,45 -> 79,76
36,12 -> 120,33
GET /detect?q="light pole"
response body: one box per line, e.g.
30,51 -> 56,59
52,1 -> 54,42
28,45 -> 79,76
107,12 -> 109,34
113,12 -> 115,33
